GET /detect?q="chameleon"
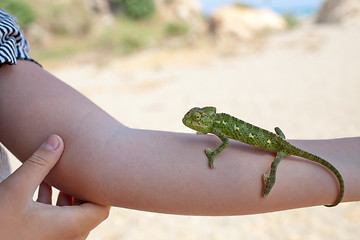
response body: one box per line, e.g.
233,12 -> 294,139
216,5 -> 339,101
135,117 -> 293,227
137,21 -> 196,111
182,106 -> 344,207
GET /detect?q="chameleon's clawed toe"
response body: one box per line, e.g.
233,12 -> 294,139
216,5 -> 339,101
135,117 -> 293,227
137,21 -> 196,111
205,148 -> 212,157
205,149 -> 215,168
262,174 -> 269,184
262,174 -> 273,197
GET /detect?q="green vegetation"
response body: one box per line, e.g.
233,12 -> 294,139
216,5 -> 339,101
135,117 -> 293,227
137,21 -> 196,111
164,22 -> 190,37
111,0 -> 155,19
122,0 -> 155,19
283,13 -> 299,29
94,17 -> 162,55
0,0 -> 36,28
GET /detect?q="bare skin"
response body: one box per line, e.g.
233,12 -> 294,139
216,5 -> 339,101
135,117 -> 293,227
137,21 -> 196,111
0,61 -> 359,216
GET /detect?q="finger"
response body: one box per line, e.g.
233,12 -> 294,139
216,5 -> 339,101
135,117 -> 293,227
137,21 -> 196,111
8,135 -> 64,198
44,203 -> 109,239
37,182 -> 52,204
72,203 -> 110,231
56,192 -> 74,206
48,203 -> 110,238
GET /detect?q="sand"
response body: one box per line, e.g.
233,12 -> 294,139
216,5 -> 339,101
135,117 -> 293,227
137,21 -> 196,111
8,23 -> 360,239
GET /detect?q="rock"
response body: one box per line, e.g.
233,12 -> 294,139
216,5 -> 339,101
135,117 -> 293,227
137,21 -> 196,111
90,0 -> 114,23
156,0 -> 206,33
209,5 -> 287,41
315,0 -> 360,24
156,0 -> 201,21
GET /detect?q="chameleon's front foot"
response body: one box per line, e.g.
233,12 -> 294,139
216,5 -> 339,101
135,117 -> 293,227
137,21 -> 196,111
205,148 -> 215,168
262,174 -> 275,197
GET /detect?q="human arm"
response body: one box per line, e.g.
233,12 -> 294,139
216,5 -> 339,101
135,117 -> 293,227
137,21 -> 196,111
0,135 -> 109,240
0,60 -> 359,216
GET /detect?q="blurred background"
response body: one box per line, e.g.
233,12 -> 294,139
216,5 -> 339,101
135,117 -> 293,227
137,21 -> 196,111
1,0 -> 360,239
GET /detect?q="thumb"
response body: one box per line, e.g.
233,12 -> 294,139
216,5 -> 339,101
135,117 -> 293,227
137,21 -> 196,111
8,135 -> 64,198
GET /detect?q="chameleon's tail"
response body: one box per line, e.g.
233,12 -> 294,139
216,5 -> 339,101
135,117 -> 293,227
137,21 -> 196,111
288,145 -> 344,207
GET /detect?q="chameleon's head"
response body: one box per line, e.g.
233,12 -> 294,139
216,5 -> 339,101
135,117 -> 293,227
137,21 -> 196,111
182,106 -> 216,133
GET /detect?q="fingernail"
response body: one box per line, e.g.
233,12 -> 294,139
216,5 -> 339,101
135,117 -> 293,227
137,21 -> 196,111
43,135 -> 61,151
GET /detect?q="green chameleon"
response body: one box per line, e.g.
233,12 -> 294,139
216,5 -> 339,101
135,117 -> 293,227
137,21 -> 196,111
182,106 -> 344,207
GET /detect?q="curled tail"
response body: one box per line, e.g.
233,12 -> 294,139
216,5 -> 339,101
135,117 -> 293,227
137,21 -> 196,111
288,145 -> 344,207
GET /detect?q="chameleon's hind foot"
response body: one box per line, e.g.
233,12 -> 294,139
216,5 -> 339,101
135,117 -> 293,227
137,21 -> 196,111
262,174 -> 274,197
263,151 -> 285,197
205,148 -> 215,168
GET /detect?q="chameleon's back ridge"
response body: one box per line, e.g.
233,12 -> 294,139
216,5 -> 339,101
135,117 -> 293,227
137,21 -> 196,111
183,106 -> 344,207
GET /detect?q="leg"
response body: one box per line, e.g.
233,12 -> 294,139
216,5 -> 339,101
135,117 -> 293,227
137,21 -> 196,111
275,127 -> 286,139
262,151 -> 286,197
205,129 -> 229,168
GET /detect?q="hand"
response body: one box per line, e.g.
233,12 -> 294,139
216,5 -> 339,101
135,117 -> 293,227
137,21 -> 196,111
0,135 -> 110,240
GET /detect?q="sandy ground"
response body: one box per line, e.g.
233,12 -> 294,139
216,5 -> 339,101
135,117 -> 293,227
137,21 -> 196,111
8,23 -> 360,239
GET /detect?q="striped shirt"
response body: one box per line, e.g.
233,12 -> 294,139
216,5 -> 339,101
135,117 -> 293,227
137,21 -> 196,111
0,8 -> 35,66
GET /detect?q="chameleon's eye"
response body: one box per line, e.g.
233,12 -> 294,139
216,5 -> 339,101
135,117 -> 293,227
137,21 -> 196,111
192,112 -> 202,121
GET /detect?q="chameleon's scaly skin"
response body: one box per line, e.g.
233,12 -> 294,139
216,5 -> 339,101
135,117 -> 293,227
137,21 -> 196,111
182,106 -> 344,207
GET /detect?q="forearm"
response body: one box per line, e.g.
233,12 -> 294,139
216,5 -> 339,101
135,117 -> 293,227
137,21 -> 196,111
0,61 -> 359,216
97,131 -> 360,215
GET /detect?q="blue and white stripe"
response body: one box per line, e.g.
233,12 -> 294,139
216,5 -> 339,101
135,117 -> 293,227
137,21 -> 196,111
0,9 -> 34,66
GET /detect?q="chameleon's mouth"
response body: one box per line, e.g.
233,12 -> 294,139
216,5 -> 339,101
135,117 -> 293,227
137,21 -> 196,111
182,118 -> 193,128
194,123 -> 206,129
183,117 -> 207,131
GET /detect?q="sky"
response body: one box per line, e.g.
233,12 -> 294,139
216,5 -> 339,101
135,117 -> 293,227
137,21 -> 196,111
200,0 -> 324,16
